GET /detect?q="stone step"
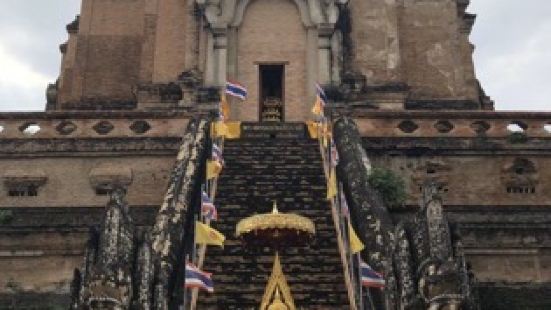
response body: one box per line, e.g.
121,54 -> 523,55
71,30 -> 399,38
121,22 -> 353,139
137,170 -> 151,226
197,136 -> 348,309
240,122 -> 308,139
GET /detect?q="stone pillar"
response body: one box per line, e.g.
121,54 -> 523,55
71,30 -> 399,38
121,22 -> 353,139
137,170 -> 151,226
317,25 -> 333,85
226,27 -> 238,79
204,32 -> 216,86
213,28 -> 228,86
203,27 -> 229,87
306,27 -> 319,99
330,30 -> 343,85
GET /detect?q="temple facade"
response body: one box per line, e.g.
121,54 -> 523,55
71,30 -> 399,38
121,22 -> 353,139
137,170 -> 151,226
1,0 -> 550,309
52,0 -> 486,116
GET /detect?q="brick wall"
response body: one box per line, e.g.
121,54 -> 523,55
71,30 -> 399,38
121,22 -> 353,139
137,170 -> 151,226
0,156 -> 173,208
236,0 -> 308,122
348,0 -> 480,103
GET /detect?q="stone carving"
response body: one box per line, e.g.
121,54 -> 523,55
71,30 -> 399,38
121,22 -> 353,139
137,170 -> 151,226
333,117 -> 476,309
149,117 -> 209,307
413,182 -> 475,310
46,82 -> 58,111
66,15 -> 80,34
70,118 -> 210,309
333,117 -> 399,309
501,158 -> 539,193
76,187 -> 135,308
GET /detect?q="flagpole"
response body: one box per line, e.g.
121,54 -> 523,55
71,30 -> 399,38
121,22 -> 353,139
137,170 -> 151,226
182,253 -> 190,309
367,287 -> 377,310
361,254 -> 377,310
356,253 -> 364,310
190,89 -> 227,309
318,112 -> 358,309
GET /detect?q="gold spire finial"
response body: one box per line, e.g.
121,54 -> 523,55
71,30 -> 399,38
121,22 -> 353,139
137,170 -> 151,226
268,288 -> 288,310
260,253 -> 295,310
272,201 -> 279,214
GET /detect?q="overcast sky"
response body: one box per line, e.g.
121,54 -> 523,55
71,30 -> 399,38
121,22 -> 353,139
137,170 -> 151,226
0,0 -> 549,112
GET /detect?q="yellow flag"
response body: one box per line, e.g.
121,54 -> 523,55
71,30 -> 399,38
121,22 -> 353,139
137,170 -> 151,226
225,121 -> 241,139
312,96 -> 323,115
195,221 -> 225,247
348,223 -> 365,254
326,170 -> 337,200
206,160 -> 223,180
305,121 -> 320,139
211,121 -> 228,138
221,93 -> 230,120
322,134 -> 328,149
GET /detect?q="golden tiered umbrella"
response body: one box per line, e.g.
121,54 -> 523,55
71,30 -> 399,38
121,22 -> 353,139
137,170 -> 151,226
236,202 -> 315,248
236,202 -> 316,310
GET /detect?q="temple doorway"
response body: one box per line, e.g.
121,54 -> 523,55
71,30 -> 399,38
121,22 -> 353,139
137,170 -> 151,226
259,64 -> 284,122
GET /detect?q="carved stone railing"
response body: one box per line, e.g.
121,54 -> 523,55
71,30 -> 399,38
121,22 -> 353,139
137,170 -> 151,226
332,116 -> 477,309
351,111 -> 551,138
70,117 -> 210,309
0,111 -> 192,139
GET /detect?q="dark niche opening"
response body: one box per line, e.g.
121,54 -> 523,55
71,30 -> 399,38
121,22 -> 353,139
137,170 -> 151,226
259,64 -> 284,122
7,184 -> 39,197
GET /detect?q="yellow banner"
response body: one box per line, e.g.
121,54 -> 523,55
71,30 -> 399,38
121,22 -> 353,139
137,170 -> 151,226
206,160 -> 223,180
221,93 -> 230,120
195,221 -> 225,247
326,169 -> 337,200
306,121 -> 321,139
348,223 -> 365,254
211,121 -> 241,139
211,121 -> 228,138
225,121 -> 241,139
311,95 -> 323,116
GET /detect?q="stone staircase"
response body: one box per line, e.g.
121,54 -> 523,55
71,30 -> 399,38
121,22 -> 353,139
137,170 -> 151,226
197,129 -> 349,309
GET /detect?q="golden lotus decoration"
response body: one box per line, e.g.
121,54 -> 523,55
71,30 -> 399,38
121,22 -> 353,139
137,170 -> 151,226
236,202 -> 315,248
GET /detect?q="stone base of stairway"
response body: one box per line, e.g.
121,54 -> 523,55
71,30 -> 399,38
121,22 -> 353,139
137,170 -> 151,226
241,122 -> 307,139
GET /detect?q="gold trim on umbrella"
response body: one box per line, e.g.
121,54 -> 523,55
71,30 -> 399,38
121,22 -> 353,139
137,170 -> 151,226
236,202 -> 315,237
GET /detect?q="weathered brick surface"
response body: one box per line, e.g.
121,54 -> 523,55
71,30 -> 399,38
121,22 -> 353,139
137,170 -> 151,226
397,1 -> 478,102
197,137 -> 349,308
0,207 -> 157,294
236,0 -> 308,122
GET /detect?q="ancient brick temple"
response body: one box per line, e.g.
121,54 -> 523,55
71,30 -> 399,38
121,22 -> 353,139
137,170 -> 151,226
1,0 -> 550,309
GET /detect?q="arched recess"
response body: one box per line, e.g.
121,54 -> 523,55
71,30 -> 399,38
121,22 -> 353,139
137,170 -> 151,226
230,0 -> 313,28
198,0 -> 345,121
235,0 -> 309,121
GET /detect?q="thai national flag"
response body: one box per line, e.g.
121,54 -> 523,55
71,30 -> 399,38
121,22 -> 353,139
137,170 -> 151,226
340,192 -> 349,218
184,263 -> 214,293
360,260 -> 385,288
330,138 -> 339,167
201,191 -> 217,221
315,82 -> 328,106
225,81 -> 248,100
212,143 -> 224,166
